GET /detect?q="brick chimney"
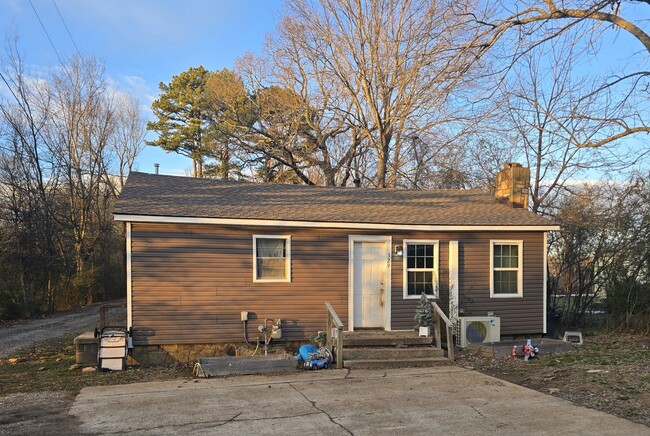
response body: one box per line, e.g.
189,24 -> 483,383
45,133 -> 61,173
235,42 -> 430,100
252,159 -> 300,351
495,162 -> 530,209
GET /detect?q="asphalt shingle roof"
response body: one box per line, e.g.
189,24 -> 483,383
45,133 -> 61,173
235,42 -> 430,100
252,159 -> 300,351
114,172 -> 557,227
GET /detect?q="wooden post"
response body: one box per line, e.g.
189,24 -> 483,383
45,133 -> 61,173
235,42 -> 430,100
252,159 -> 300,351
434,311 -> 441,349
99,305 -> 106,330
326,309 -> 332,350
446,324 -> 455,363
336,327 -> 343,369
431,301 -> 455,364
325,302 -> 344,369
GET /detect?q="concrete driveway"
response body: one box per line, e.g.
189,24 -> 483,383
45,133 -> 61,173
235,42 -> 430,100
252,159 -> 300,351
70,367 -> 648,435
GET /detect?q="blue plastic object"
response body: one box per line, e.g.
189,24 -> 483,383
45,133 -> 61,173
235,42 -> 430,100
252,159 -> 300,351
295,344 -> 332,370
297,344 -> 318,361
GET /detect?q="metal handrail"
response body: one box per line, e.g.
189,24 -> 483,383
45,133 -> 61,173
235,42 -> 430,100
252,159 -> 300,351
325,302 -> 344,369
431,301 -> 455,363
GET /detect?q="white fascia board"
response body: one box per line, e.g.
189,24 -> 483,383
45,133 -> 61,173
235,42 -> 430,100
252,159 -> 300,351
114,214 -> 560,232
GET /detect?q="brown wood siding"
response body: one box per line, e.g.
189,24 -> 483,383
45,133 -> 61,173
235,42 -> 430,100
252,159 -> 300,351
455,232 -> 545,336
130,224 -> 545,345
131,224 -> 350,345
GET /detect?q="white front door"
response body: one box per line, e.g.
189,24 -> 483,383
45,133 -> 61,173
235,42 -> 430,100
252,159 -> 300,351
353,241 -> 387,328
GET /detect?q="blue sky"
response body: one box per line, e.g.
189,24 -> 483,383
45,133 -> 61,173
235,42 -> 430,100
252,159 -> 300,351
1,0 -> 648,178
1,0 -> 283,175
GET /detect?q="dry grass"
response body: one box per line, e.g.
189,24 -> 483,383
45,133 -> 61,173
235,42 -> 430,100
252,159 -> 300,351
0,331 -> 192,396
455,333 -> 650,427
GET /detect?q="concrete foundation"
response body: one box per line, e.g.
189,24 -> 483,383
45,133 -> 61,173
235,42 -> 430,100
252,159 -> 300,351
131,342 -> 302,366
73,331 -> 98,365
467,338 -> 575,357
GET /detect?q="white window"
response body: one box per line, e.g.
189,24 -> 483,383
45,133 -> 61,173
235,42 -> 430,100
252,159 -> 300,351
403,240 -> 439,299
253,235 -> 291,282
490,240 -> 523,298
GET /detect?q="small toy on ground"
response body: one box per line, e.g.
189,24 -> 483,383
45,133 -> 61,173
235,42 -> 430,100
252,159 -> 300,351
522,339 -> 540,361
295,344 -> 333,370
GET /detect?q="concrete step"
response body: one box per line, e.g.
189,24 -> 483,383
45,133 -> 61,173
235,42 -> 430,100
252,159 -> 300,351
344,357 -> 449,369
343,346 -> 444,360
344,331 -> 433,347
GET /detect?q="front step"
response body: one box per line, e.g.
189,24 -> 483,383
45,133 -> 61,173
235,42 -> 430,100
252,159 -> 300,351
341,330 -> 450,369
344,346 -> 444,360
344,357 -> 449,369
343,330 -> 433,347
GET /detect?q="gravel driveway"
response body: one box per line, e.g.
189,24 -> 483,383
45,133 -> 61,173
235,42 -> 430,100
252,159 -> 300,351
0,302 -> 124,358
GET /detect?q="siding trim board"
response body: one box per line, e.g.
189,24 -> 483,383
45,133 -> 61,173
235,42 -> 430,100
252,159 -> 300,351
449,241 -> 459,320
126,222 -> 133,332
115,214 -> 559,232
543,232 -> 548,334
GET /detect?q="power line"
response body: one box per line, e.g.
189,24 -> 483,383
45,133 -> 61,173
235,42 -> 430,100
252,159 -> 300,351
0,71 -> 23,109
51,0 -> 82,58
28,0 -> 65,65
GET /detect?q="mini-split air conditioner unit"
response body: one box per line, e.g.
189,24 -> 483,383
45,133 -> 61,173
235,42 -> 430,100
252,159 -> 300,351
455,316 -> 500,348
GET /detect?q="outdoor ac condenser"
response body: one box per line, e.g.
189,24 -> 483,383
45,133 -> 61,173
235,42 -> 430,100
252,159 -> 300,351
455,316 -> 500,348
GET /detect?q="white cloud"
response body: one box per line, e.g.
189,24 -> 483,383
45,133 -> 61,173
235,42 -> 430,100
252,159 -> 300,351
1,0 -> 22,12
105,73 -> 157,120
121,75 -> 157,105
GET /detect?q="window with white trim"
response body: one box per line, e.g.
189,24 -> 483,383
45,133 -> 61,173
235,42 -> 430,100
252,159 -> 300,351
490,240 -> 523,297
403,240 -> 439,299
253,235 -> 291,282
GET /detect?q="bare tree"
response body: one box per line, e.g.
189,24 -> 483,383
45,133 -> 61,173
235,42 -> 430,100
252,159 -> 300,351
549,175 -> 650,331
0,43 -> 145,316
206,61 -> 359,186
493,40 -> 639,214
108,93 -> 145,192
0,40 -> 59,314
469,1 -> 650,153
479,1 -> 650,55
45,57 -> 114,300
263,22 -> 362,186
278,0 -> 481,187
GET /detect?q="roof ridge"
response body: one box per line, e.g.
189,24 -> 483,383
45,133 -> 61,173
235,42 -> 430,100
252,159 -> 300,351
128,171 -> 487,194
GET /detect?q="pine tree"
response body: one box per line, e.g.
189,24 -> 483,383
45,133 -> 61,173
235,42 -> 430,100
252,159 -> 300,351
147,66 -> 214,177
414,293 -> 435,328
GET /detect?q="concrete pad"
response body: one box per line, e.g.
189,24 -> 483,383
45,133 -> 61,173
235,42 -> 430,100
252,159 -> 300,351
468,339 -> 575,357
70,367 -> 649,435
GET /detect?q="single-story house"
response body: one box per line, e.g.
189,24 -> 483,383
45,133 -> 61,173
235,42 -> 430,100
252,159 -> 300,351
114,163 -> 559,350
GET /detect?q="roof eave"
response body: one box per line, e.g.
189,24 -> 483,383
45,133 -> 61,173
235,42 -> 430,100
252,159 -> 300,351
113,213 -> 560,232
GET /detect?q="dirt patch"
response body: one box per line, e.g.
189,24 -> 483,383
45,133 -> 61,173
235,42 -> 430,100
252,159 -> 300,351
0,302 -> 124,359
455,333 -> 650,427
0,334 -> 193,396
0,333 -> 192,435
